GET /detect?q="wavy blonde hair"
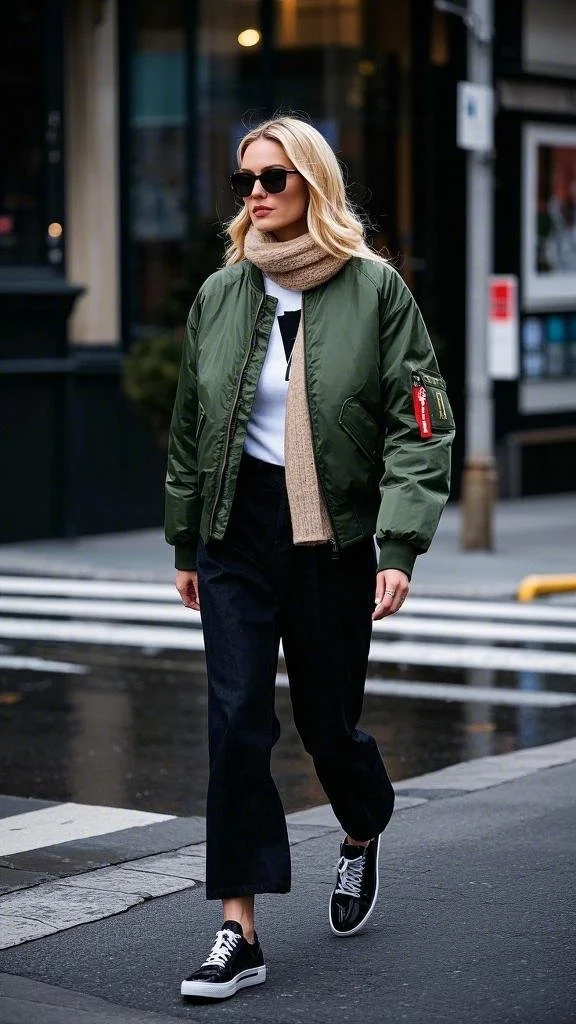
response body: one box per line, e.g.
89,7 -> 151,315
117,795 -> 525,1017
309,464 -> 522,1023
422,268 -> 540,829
224,116 -> 386,266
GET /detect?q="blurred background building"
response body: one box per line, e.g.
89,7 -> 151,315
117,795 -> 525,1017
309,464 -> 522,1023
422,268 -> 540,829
1,0 -> 575,543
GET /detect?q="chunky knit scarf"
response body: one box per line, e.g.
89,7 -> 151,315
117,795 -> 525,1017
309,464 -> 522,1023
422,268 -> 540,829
244,226 -> 347,544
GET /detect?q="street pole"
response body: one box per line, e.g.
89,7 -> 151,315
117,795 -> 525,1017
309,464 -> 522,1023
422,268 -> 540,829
459,0 -> 497,549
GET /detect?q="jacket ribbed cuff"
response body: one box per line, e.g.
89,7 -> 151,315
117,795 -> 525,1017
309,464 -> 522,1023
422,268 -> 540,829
174,541 -> 199,571
376,540 -> 418,579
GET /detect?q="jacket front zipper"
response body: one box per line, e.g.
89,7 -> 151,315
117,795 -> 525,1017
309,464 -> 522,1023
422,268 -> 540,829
209,294 -> 265,536
301,298 -> 339,558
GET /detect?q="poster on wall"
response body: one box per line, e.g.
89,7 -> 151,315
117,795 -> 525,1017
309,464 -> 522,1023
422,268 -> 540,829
522,123 -> 576,310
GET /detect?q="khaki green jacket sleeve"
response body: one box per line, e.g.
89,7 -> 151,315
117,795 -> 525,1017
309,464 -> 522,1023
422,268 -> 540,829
164,296 -> 202,570
376,279 -> 455,577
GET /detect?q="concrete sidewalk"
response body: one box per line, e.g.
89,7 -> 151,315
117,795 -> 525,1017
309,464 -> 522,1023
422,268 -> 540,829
0,740 -> 574,1023
0,493 -> 574,598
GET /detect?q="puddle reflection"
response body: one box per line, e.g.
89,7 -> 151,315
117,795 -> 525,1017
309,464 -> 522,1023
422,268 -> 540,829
0,642 -> 575,816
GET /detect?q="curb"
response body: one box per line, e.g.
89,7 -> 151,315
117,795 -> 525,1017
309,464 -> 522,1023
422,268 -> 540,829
286,735 -> 576,827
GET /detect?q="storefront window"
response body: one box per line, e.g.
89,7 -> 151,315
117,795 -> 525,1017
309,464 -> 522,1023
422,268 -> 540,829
194,0 -> 262,221
128,0 -> 261,340
0,1 -> 45,266
127,0 -> 413,338
129,0 -> 188,337
272,0 -> 410,258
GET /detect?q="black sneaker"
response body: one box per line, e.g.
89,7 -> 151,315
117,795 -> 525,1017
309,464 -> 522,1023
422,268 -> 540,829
329,834 -> 381,937
180,921 -> 266,1000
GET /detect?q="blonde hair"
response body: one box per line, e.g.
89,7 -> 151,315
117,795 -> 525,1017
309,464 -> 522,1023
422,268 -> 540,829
224,116 -> 386,266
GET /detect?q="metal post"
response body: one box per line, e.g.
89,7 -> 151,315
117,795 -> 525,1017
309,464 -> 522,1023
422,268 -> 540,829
459,0 -> 497,550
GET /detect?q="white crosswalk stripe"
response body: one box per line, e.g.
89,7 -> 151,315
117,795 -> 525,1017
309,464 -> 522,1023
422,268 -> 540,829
0,576 -> 575,678
0,802 -> 174,858
1,575 -> 576,624
0,594 -> 575,646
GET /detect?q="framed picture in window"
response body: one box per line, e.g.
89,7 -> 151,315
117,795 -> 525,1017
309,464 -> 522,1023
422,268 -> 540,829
522,123 -> 576,310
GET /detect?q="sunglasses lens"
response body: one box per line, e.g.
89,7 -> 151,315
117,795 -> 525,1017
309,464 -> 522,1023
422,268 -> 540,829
230,172 -> 255,198
260,169 -> 288,193
230,168 -> 291,197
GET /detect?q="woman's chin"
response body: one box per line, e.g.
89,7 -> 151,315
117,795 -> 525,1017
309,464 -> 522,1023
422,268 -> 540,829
251,216 -> 275,232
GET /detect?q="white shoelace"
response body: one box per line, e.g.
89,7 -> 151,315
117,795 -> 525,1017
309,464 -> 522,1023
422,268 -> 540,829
334,851 -> 365,898
202,929 -> 241,968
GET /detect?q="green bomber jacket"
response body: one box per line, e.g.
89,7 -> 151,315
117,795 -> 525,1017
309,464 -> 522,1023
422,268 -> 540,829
165,256 -> 455,577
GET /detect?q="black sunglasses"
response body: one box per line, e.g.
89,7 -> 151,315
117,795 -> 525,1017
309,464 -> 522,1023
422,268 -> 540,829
230,167 -> 299,198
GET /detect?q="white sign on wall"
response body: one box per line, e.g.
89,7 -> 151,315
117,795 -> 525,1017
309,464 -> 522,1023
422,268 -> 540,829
488,275 -> 520,380
457,82 -> 494,152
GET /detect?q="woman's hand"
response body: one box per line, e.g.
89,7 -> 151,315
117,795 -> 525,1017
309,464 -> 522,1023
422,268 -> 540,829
372,569 -> 409,620
176,570 -> 200,611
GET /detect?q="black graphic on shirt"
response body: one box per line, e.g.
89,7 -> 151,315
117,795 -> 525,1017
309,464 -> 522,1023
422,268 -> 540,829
278,310 -> 301,381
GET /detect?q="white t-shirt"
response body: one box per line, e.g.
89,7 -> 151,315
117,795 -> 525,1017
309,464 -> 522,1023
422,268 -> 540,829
244,276 -> 302,466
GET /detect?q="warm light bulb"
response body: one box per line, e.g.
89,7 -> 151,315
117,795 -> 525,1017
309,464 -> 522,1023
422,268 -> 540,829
238,28 -> 261,47
357,60 -> 376,77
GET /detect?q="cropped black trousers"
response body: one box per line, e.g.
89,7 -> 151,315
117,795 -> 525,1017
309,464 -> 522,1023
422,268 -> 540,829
197,452 -> 395,899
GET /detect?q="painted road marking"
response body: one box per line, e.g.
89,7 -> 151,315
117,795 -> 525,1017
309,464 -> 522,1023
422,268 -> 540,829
1,596 -> 575,646
372,616 -> 576,645
369,638 -> 576,675
0,617 -> 206,651
276,674 -> 576,707
404,596 -> 576,625
1,617 -> 576,674
0,655 -> 88,674
0,576 -> 176,602
0,596 -> 198,625
1,577 -> 576,624
0,802 -> 174,858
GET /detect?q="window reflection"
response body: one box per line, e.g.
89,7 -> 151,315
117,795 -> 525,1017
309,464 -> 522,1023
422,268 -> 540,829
195,0 -> 261,221
128,0 -> 414,338
0,1 -> 44,266
277,0 -> 361,48
130,0 -> 187,335
271,0 -> 409,261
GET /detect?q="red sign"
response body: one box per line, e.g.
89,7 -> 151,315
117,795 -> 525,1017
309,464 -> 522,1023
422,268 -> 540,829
489,279 -> 514,322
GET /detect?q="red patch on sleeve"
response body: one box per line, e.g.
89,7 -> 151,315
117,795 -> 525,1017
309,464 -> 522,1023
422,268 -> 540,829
412,373 -> 432,439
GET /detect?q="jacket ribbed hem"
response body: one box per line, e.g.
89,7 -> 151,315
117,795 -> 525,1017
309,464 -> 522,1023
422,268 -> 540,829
174,542 -> 199,571
377,540 -> 418,579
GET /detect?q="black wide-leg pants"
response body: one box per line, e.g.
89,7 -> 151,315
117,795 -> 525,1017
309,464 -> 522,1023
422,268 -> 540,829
197,453 -> 395,899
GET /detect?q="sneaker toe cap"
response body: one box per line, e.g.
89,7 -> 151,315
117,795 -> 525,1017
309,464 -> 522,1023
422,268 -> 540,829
330,895 -> 364,933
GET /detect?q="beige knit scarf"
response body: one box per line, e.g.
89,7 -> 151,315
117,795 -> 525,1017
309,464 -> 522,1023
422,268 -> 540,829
244,226 -> 347,544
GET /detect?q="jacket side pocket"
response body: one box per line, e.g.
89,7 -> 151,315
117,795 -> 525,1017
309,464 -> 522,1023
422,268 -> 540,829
339,397 -> 383,464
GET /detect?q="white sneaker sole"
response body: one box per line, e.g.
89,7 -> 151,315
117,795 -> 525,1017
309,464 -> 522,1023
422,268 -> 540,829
329,833 -> 381,937
181,965 -> 266,999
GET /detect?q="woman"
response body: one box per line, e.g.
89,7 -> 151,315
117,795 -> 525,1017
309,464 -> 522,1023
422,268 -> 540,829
165,116 -> 454,1001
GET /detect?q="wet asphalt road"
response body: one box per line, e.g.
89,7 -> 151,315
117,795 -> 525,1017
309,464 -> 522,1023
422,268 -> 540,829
1,639 -> 575,817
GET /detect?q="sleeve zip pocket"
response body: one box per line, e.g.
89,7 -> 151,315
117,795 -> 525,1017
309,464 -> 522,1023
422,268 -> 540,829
411,370 -> 454,435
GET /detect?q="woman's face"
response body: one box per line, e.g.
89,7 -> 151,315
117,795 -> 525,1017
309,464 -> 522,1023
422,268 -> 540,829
240,138 -> 309,242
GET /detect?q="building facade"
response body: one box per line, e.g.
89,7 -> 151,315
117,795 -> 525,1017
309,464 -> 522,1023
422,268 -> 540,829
1,0 -> 575,542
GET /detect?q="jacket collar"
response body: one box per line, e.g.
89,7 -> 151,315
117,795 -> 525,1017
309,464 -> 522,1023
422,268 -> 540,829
247,260 -> 265,294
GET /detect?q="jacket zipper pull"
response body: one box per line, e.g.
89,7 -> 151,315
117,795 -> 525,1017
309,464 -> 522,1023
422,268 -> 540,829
330,538 -> 340,560
411,371 -> 433,439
